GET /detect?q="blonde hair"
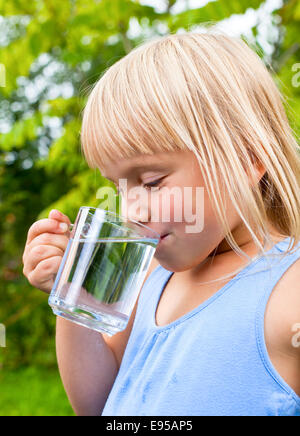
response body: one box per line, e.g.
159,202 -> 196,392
81,31 -> 300,272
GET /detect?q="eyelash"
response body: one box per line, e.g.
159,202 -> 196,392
116,178 -> 163,195
143,178 -> 163,190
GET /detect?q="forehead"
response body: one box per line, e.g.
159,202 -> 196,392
99,150 -> 186,178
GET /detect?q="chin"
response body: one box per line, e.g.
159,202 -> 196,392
155,258 -> 191,273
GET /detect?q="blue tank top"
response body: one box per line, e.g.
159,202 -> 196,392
102,237 -> 300,416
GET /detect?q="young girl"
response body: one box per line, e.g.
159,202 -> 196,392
23,32 -> 300,416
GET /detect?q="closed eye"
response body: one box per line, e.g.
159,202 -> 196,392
143,178 -> 164,190
115,177 -> 165,195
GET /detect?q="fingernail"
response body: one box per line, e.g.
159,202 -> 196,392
51,209 -> 61,216
59,223 -> 68,232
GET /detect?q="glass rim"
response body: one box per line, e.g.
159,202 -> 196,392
74,206 -> 161,240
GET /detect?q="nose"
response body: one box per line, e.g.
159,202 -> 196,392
120,187 -> 150,224
119,186 -> 163,240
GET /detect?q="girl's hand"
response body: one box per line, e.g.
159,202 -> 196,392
22,209 -> 72,294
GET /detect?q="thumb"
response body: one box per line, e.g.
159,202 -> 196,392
49,209 -> 72,228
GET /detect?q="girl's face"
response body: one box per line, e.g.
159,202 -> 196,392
100,149 -> 255,272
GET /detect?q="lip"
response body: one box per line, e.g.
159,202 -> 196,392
157,233 -> 171,247
160,233 -> 169,241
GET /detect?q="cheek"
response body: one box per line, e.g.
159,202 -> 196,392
156,186 -> 211,227
157,190 -> 183,224
172,184 -> 227,237
150,183 -> 239,234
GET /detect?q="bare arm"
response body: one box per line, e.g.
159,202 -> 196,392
264,256 -> 300,397
22,208 -> 160,415
56,318 -> 118,416
56,256 -> 160,416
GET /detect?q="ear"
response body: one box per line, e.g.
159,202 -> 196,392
247,157 -> 266,188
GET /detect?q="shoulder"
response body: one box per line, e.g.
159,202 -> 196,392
263,253 -> 300,395
265,254 -> 300,356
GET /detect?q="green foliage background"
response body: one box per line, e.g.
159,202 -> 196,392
0,0 -> 299,415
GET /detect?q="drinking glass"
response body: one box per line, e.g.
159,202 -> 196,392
48,207 -> 160,336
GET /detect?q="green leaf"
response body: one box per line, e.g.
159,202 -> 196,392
168,0 -> 265,31
0,113 -> 42,151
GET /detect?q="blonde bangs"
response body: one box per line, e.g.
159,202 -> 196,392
80,31 -> 300,258
80,37 -> 188,170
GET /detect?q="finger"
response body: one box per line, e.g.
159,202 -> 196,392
26,233 -> 70,255
27,256 -> 63,290
26,218 -> 70,246
48,209 -> 71,226
48,210 -> 73,239
23,231 -> 69,266
23,245 -> 64,276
